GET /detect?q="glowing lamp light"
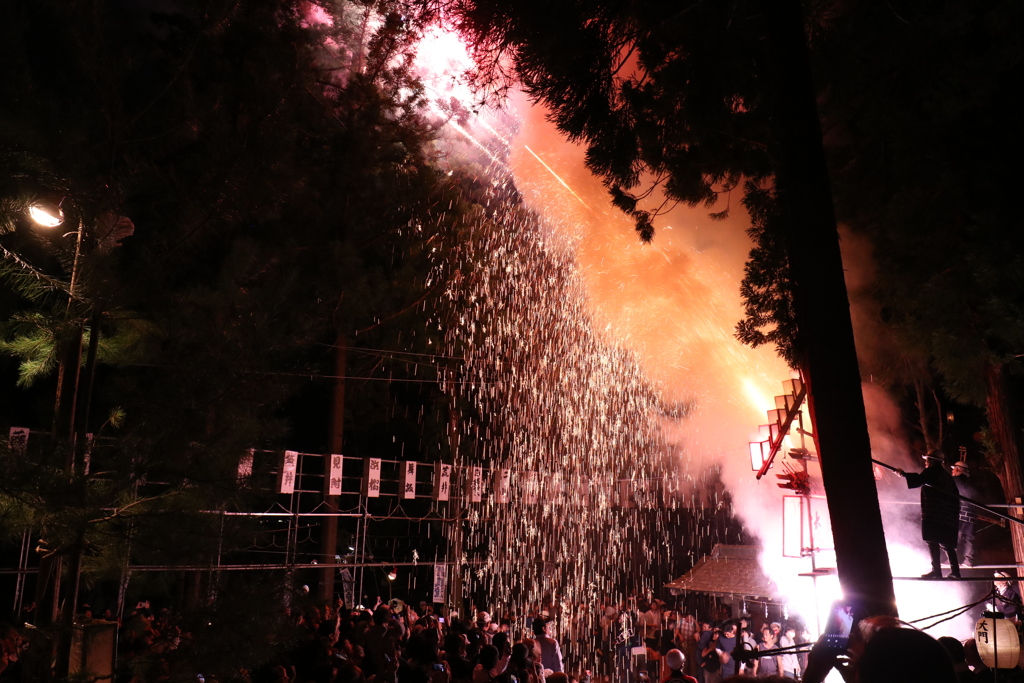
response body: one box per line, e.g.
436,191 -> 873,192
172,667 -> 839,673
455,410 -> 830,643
976,612 -> 1020,668
775,394 -> 797,411
759,422 -> 781,442
749,440 -> 769,471
28,202 -> 64,227
386,566 -> 397,581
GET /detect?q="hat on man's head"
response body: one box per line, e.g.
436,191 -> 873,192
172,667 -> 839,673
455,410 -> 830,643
995,571 -> 1014,579
665,649 -> 685,671
923,450 -> 946,462
953,461 -> 970,474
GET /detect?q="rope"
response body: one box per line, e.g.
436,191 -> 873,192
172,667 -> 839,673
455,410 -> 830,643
873,458 -> 1024,528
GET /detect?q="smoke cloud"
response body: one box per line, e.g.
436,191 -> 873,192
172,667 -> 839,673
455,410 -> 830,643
508,97 -> 978,638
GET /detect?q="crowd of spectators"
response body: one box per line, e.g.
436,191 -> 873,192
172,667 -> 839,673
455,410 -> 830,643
3,589 -> 1024,683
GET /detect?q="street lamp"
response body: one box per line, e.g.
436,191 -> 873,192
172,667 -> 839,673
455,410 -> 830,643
24,198 -> 94,681
25,199 -> 91,453
28,200 -> 65,228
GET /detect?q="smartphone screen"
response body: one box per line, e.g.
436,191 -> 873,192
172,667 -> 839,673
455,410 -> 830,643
821,601 -> 856,652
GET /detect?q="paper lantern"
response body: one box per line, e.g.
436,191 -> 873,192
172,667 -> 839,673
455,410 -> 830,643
976,613 -> 1020,668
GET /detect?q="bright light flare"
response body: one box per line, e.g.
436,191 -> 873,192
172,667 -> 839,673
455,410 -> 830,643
414,26 -> 476,109
28,203 -> 64,227
523,146 -> 589,209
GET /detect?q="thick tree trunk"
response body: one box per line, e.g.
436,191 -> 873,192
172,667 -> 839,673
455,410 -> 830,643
766,1 -> 897,618
448,406 -> 465,616
985,364 -> 1024,568
319,336 -> 346,604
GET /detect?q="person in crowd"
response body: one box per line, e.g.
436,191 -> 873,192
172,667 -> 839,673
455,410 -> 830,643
502,642 -> 540,683
896,450 -> 962,579
639,601 -> 662,650
694,620 -> 715,683
444,632 -> 475,683
777,624 -> 801,680
531,617 -> 564,675
365,605 -> 405,683
675,613 -> 698,678
937,636 -> 977,683
756,623 -> 779,678
994,571 -> 1022,621
662,610 -> 679,657
699,621 -> 737,682
0,623 -> 24,677
663,648 -> 697,683
802,620 -> 956,683
737,619 -> 757,676
473,644 -> 509,683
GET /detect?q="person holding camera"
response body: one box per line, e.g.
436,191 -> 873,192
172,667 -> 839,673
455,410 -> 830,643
698,622 -> 737,682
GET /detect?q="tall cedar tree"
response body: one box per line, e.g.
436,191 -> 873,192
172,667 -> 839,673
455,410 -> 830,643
0,0 -> 457,677
818,0 -> 1024,561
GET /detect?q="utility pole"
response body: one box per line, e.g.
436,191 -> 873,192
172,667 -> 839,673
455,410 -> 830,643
320,334 -> 346,604
448,406 -> 465,617
765,0 -> 898,619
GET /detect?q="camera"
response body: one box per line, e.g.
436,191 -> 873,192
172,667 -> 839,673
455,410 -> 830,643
821,600 -> 857,654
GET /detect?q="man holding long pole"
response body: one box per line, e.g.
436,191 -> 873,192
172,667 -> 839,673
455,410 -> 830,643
895,451 -> 961,579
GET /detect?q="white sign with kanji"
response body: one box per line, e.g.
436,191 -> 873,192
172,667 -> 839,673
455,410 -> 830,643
493,468 -> 510,504
278,450 -> 298,494
363,458 -> 381,497
523,471 -> 539,505
400,461 -> 417,499
326,453 -> 344,496
617,479 -> 634,508
549,471 -> 563,505
432,563 -> 447,603
433,462 -> 451,501
340,567 -> 355,609
466,466 -> 483,503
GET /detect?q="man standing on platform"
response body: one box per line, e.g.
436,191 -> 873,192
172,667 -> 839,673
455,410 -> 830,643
897,450 -> 961,579
952,458 -> 978,567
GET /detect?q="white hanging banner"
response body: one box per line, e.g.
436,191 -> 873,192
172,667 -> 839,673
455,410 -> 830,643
466,466 -> 483,503
432,563 -> 448,603
433,462 -> 452,501
575,475 -> 589,508
278,450 -> 298,494
339,567 -> 355,608
600,479 -> 615,510
618,479 -> 634,508
493,468 -> 511,504
8,427 -> 29,456
400,461 -> 417,499
523,471 -> 539,505
363,458 -> 382,497
238,448 -> 254,482
549,471 -> 564,505
326,454 -> 344,496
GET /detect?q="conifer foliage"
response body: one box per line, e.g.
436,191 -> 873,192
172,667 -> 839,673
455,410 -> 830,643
0,0 -> 456,677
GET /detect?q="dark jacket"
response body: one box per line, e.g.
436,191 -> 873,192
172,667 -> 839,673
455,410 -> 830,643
906,462 -> 960,545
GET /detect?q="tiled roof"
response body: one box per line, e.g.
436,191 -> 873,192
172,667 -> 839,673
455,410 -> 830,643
665,544 -> 779,600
